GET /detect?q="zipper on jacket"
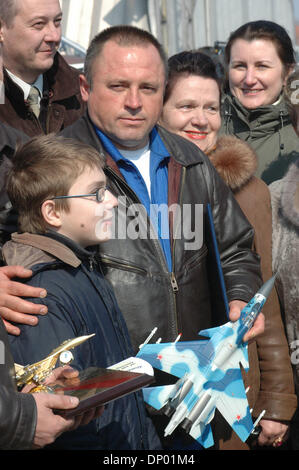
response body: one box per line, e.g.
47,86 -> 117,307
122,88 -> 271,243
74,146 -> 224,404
279,110 -> 285,151
169,166 -> 186,330
171,167 -> 187,274
172,166 -> 186,261
184,245 -> 208,271
100,255 -> 148,276
171,272 -> 178,292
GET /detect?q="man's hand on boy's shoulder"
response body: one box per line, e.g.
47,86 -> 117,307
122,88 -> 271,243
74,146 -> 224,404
0,265 -> 48,335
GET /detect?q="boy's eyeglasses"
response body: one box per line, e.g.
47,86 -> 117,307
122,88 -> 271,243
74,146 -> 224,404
51,187 -> 108,203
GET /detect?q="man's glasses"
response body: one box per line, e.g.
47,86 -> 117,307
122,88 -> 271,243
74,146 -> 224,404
51,187 -> 108,203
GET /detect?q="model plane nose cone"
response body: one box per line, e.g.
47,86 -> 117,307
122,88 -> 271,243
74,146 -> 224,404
256,274 -> 277,299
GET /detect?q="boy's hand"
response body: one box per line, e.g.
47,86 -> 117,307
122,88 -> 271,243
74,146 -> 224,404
0,265 -> 48,335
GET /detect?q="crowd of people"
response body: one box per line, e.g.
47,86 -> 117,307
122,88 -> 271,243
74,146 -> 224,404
0,0 -> 298,452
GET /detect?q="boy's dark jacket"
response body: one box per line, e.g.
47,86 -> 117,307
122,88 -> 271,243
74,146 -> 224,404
3,231 -> 161,450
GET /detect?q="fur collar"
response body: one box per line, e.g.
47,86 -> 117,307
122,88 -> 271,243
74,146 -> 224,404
280,159 -> 299,229
208,135 -> 257,191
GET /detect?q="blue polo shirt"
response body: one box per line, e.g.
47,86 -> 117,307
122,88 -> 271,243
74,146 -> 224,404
94,126 -> 172,271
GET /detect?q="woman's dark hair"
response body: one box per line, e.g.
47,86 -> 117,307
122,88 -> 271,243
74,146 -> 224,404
164,50 -> 222,103
225,20 -> 296,72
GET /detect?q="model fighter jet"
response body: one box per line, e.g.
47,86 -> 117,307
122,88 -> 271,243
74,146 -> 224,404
137,276 -> 276,448
14,334 -> 95,388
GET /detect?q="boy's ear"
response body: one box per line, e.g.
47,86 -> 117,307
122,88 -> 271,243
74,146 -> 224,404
41,200 -> 62,229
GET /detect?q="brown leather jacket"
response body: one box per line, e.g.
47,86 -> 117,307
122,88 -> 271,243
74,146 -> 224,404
0,53 -> 86,137
208,136 -> 297,449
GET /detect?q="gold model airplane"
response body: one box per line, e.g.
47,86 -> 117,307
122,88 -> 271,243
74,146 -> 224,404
14,334 -> 95,388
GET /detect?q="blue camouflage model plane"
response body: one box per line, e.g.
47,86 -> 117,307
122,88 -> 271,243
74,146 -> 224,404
137,276 -> 276,448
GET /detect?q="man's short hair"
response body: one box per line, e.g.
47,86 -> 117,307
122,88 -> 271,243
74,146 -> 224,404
7,134 -> 105,234
84,25 -> 168,87
0,0 -> 19,27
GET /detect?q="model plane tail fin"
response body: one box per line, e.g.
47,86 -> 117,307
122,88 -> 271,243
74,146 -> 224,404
189,421 -> 214,448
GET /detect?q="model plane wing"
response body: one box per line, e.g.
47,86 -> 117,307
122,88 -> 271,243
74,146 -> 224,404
189,421 -> 214,448
188,366 -> 252,444
225,342 -> 249,371
137,340 -> 209,378
216,392 -> 253,442
216,366 -> 253,441
36,355 -> 59,371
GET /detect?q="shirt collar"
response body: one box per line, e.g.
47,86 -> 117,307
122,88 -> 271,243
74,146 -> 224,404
94,125 -> 170,163
6,69 -> 43,100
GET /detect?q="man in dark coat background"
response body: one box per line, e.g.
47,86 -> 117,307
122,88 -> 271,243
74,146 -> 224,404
0,0 -> 85,137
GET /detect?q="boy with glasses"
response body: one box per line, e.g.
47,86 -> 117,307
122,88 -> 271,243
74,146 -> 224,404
2,134 -> 160,450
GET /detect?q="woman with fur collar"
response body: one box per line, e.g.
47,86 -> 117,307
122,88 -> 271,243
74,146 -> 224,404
270,159 -> 299,450
159,50 -> 297,450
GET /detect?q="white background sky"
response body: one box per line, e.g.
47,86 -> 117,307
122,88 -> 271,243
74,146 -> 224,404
294,0 -> 299,21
